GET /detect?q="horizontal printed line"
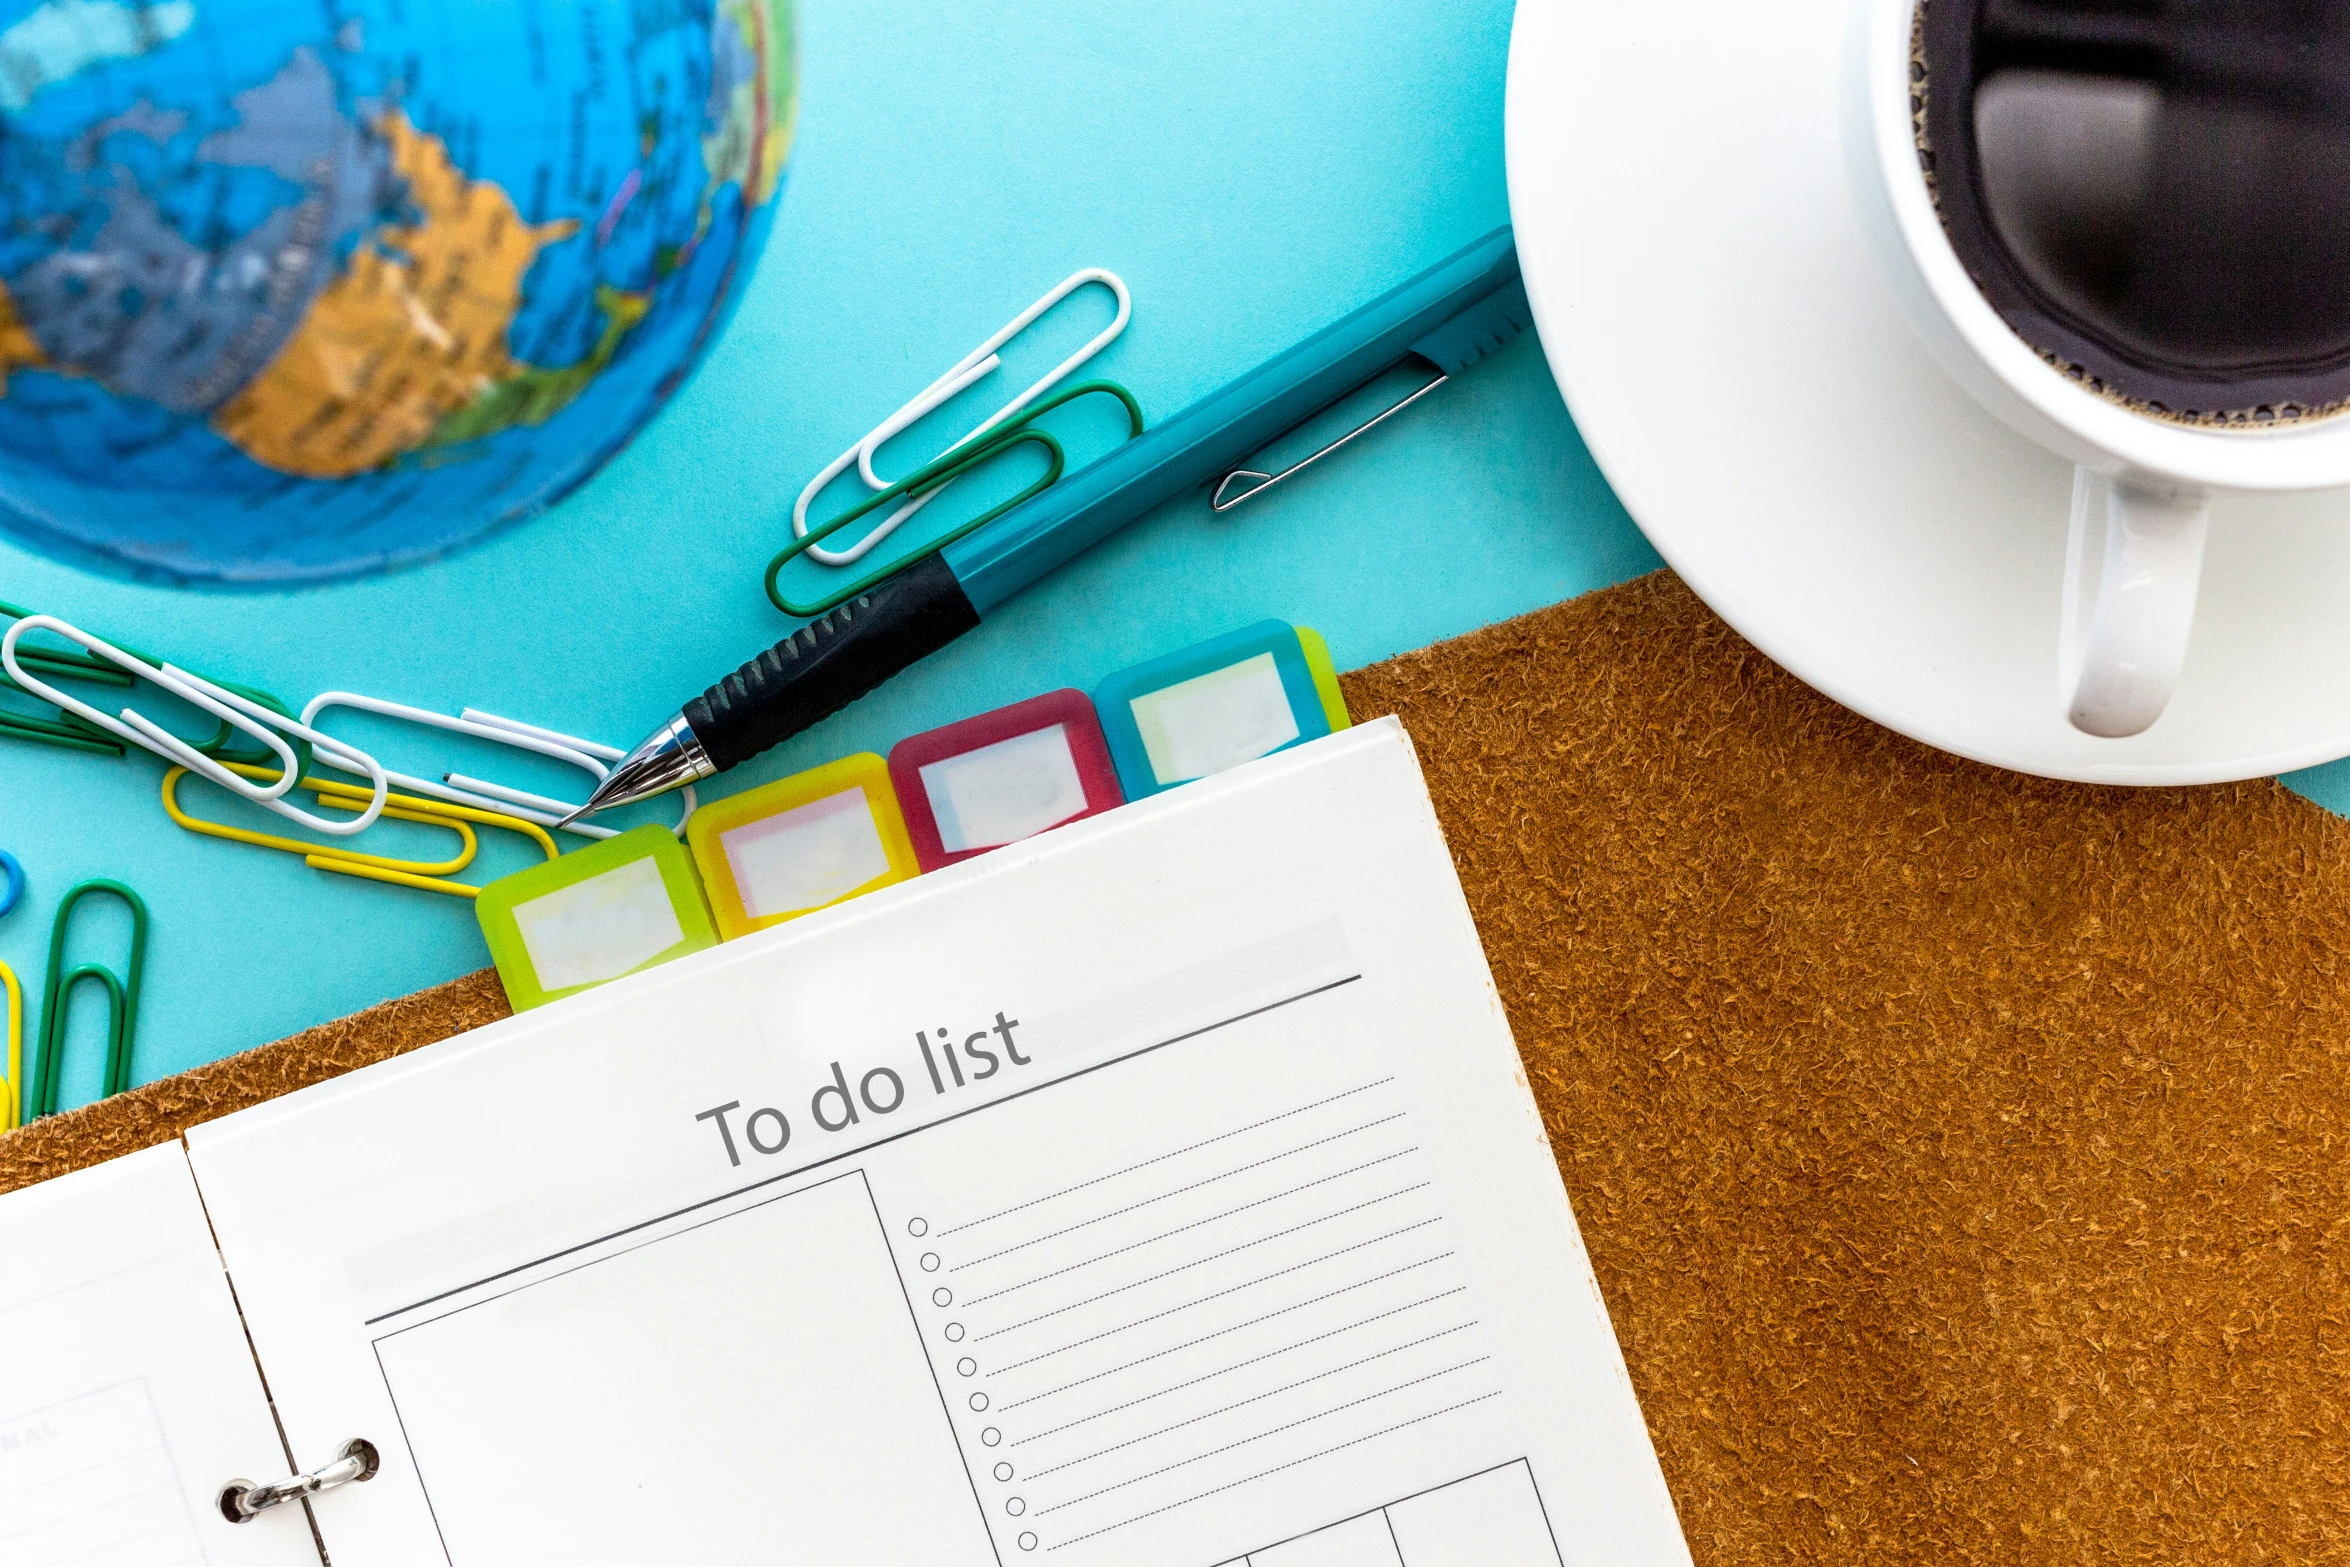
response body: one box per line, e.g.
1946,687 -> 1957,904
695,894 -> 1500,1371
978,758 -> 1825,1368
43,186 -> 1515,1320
1,1508 -> 198,1558
0,1449 -> 174,1509
989,1216 -> 1439,1371
1016,1288 -> 1470,1443
965,1155 -> 1421,1310
1038,1372 -> 1494,1531
366,977 -> 1362,1325
1000,1259 -> 1455,1409
1042,1391 -> 1506,1549
940,1078 -> 1394,1237
955,1114 -> 1405,1269
1023,1322 -> 1481,1479
1038,1358 -> 1492,1513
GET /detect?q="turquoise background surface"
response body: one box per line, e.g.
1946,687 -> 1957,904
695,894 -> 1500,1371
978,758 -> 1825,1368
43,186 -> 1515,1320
7,0 -> 2339,1113
0,0 -> 1662,1106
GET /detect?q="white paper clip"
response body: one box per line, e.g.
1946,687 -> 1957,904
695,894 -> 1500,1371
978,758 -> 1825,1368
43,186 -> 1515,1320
793,267 -> 1131,566
2,615 -> 389,836
300,693 -> 695,840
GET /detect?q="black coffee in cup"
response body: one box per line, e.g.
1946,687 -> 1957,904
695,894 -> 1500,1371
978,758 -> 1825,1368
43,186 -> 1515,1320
1918,0 -> 2350,425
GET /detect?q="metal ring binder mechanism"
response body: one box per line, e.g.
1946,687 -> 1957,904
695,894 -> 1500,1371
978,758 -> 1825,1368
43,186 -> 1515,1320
217,1438 -> 380,1523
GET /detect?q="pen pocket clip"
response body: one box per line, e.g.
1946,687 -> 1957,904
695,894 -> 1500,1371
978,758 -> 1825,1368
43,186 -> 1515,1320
1210,358 -> 1451,514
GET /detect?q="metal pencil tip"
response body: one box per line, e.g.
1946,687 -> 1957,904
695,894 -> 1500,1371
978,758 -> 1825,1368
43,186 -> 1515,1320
567,716 -> 718,823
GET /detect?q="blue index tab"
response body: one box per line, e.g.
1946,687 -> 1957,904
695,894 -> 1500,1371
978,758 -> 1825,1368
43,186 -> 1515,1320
1093,622 -> 1333,798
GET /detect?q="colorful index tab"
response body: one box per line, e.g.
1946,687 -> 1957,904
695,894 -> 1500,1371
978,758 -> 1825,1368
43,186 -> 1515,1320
475,824 -> 717,1012
1092,622 -> 1351,799
1294,626 -> 1353,735
888,690 -> 1124,871
686,752 -> 920,940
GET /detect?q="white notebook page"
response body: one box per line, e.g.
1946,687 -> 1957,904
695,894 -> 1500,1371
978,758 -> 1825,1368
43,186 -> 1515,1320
185,720 -> 1691,1567
0,1142 -> 322,1567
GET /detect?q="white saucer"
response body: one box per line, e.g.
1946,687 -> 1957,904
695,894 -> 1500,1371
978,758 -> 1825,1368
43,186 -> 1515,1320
1504,0 -> 2350,785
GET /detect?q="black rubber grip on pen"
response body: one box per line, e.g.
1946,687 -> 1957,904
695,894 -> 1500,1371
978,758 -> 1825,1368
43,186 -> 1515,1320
685,553 -> 981,772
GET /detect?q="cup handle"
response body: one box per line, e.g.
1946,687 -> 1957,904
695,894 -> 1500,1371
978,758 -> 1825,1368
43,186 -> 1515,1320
2059,468 -> 2210,738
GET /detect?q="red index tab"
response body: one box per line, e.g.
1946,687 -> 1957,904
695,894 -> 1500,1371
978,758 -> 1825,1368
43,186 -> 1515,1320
888,690 -> 1125,872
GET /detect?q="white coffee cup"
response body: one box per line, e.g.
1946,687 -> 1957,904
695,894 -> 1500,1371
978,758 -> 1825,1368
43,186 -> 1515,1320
1846,0 -> 2350,738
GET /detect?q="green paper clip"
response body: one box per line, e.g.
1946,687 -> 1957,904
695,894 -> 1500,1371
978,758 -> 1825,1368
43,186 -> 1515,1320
30,878 -> 149,1120
0,598 -> 129,757
765,380 -> 1145,619
0,598 -> 306,772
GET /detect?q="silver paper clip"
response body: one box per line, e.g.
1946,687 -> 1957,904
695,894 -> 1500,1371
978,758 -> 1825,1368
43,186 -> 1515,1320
792,268 -> 1132,565
1,616 -> 390,836
300,693 -> 696,839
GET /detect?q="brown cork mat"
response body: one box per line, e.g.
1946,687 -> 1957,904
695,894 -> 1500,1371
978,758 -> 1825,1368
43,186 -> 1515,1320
7,569 -> 2349,1561
0,968 -> 513,1190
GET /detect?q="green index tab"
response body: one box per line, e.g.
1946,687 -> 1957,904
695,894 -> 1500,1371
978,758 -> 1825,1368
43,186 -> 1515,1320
476,824 -> 717,1012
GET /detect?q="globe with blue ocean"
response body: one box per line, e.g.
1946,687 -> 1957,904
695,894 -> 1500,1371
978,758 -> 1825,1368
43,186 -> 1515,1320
0,0 -> 793,585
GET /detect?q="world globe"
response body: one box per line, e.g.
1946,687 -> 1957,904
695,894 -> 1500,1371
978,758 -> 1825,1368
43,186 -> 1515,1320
0,0 -> 793,586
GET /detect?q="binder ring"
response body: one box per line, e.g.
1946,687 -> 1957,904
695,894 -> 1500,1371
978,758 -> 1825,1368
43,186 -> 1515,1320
218,1438 -> 379,1523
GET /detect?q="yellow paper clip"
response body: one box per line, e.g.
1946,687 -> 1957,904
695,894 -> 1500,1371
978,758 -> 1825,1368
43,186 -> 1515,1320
163,762 -> 559,900
1,847 -> 19,1129
2,960 -> 19,1132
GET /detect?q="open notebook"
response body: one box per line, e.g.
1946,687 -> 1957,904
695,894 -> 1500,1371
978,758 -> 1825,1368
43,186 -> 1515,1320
0,720 -> 1692,1567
